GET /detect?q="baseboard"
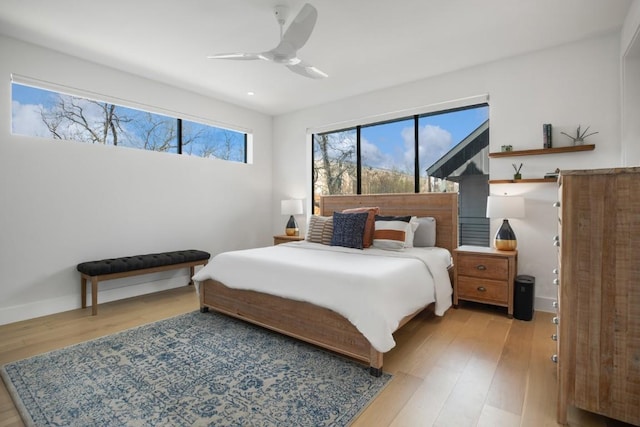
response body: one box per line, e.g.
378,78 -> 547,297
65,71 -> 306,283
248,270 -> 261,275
535,295 -> 558,313
0,274 -> 191,326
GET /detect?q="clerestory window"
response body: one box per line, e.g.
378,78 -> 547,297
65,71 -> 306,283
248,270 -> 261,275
11,82 -> 247,163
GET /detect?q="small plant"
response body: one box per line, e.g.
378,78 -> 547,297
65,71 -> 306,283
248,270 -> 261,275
561,125 -> 598,145
513,163 -> 523,180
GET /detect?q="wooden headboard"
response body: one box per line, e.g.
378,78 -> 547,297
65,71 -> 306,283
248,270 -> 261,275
320,193 -> 459,254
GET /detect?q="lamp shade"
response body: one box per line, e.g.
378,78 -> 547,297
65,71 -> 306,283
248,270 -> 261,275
486,196 -> 525,219
281,199 -> 303,216
486,196 -> 525,251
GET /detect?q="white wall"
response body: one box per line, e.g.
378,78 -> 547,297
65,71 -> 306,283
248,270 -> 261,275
621,0 -> 640,166
273,33 -> 623,312
0,35 -> 273,325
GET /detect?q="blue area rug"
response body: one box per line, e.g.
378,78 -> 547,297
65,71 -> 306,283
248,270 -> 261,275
1,311 -> 391,426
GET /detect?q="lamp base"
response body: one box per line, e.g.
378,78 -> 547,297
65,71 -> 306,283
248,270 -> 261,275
494,219 -> 517,251
285,215 -> 299,236
494,238 -> 517,251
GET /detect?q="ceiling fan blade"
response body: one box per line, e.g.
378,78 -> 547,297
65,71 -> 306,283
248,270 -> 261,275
206,53 -> 262,60
287,60 -> 328,79
206,3 -> 326,78
280,4 -> 317,52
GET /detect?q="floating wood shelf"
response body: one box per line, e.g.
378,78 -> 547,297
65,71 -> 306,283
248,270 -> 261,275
489,178 -> 558,184
489,144 -> 595,158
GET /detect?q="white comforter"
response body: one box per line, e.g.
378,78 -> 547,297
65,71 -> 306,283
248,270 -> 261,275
192,241 -> 452,352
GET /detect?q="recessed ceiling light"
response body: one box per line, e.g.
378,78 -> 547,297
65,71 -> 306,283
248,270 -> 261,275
247,91 -> 255,96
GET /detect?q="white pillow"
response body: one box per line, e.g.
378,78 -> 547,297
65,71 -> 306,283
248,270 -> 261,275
405,217 -> 420,248
413,217 -> 437,247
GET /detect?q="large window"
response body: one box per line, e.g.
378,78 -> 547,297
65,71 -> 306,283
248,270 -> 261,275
312,104 -> 491,246
11,83 -> 247,163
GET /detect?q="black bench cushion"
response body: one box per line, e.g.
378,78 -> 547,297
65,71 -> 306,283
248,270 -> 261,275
77,250 -> 210,276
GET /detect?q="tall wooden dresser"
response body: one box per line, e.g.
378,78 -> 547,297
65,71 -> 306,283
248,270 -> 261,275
555,167 -> 640,425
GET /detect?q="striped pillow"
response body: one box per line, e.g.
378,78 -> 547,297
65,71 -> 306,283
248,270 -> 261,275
306,215 -> 334,245
373,215 -> 411,251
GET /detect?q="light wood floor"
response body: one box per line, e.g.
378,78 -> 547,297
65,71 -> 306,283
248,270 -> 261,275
0,287 -> 627,427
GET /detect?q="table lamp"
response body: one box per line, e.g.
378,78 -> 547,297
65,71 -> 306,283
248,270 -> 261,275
486,195 -> 525,250
281,199 -> 303,236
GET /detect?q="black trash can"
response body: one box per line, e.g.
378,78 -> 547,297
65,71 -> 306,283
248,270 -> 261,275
514,275 -> 535,321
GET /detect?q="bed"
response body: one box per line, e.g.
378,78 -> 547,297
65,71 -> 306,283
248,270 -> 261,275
193,193 -> 458,375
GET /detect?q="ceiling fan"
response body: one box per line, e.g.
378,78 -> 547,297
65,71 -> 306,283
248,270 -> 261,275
207,3 -> 328,79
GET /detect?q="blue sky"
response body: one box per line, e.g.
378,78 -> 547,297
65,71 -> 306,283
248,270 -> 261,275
12,83 -> 56,106
358,105 -> 489,172
362,107 -> 488,154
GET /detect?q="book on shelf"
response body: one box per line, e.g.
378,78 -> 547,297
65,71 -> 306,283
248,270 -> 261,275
543,123 -> 553,148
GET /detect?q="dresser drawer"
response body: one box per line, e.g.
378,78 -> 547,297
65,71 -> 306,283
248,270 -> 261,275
457,276 -> 509,304
457,254 -> 509,280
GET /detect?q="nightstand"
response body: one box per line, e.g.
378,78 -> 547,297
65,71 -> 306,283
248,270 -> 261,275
453,245 -> 517,318
273,235 -> 304,245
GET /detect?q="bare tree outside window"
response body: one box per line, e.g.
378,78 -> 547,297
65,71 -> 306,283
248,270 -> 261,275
313,131 -> 357,212
127,111 -> 178,152
182,120 -> 245,162
40,95 -> 131,146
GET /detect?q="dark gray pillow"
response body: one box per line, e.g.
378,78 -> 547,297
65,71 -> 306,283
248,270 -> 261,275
330,212 -> 369,249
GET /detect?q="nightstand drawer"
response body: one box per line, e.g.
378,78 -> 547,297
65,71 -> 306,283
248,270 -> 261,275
457,254 -> 508,280
457,276 -> 508,304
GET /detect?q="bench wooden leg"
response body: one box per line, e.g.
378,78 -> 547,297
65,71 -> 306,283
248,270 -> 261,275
91,277 -> 98,316
81,276 -> 87,309
189,266 -> 195,285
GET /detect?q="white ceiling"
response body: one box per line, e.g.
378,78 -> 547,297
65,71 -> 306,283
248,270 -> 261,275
0,0 -> 633,116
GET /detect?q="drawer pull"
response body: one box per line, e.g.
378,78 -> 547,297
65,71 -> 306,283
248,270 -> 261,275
553,201 -> 561,207
552,301 -> 558,308
551,354 -> 558,363
477,286 -> 486,292
476,265 -> 487,271
553,278 -> 559,286
552,268 -> 559,274
551,333 -> 558,341
553,241 -> 560,247
553,235 -> 559,241
552,316 -> 559,325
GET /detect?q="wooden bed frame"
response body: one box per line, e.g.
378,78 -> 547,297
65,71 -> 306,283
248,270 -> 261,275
199,193 -> 458,375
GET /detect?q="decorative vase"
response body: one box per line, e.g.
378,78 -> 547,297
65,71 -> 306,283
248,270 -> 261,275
513,173 -> 522,180
494,219 -> 517,250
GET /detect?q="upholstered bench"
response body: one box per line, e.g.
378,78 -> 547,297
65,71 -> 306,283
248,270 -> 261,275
77,250 -> 210,315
